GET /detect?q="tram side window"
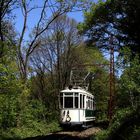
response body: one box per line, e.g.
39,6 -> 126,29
91,99 -> 93,109
75,96 -> 78,108
90,99 -> 92,109
88,99 -> 90,109
80,94 -> 82,108
64,97 -> 73,108
86,96 -> 89,109
83,95 -> 85,108
93,100 -> 95,110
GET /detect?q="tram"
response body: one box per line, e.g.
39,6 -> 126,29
59,86 -> 96,128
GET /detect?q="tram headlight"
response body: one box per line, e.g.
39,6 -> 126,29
65,110 -> 71,122
66,116 -> 71,122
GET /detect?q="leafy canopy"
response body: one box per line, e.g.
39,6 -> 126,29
78,0 -> 140,55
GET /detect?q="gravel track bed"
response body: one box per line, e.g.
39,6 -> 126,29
57,127 -> 101,138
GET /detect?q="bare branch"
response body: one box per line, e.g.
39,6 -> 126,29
26,9 -> 67,58
18,0 -> 27,48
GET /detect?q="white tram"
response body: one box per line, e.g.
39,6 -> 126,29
59,86 -> 96,128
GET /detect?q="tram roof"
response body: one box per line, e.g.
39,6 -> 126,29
60,87 -> 94,97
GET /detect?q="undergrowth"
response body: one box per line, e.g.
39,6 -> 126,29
92,107 -> 140,140
0,121 -> 61,140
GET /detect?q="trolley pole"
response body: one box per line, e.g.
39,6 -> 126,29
108,35 -> 115,122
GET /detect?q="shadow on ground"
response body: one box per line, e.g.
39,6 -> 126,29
23,134 -> 91,140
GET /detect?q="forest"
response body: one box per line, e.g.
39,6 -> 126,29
0,0 -> 140,140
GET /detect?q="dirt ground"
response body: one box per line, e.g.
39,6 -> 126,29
23,127 -> 101,140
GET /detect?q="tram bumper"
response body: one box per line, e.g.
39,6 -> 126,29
60,121 -> 83,127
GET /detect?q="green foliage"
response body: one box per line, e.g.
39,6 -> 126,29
73,45 -> 110,121
0,44 -> 22,129
92,70 -> 109,121
0,41 -> 61,139
0,121 -> 61,139
109,107 -> 140,140
0,85 -> 61,139
94,107 -> 140,140
130,127 -> 140,140
117,48 -> 140,108
1,1 -> 140,139
74,45 -> 108,68
92,130 -> 109,140
79,0 -> 140,54
93,48 -> 140,140
110,108 -> 132,131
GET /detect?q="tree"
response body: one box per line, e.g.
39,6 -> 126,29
117,48 -> 140,108
0,0 -> 18,58
30,15 -> 82,90
11,0 -> 91,82
78,0 -> 140,55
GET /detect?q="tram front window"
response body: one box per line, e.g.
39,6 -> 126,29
60,93 -> 63,108
60,96 -> 63,108
64,97 -> 73,108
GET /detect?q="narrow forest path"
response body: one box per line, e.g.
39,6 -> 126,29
23,127 -> 101,140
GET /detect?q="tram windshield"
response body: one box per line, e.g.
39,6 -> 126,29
64,97 -> 73,108
60,92 -> 79,108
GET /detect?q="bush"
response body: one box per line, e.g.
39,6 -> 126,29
92,130 -> 109,140
94,107 -> 140,140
